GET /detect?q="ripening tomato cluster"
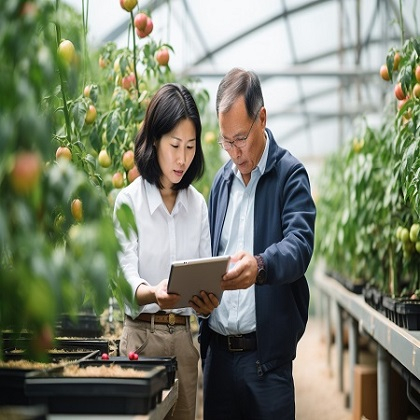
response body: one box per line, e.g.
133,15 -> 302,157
396,223 -> 420,258
128,351 -> 139,360
379,51 -> 420,115
100,352 -> 139,360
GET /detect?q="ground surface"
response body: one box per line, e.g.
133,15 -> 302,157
294,316 -> 352,420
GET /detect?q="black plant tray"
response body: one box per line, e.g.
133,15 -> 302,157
0,353 -> 97,406
4,348 -> 97,363
81,355 -> 177,389
0,365 -> 37,406
326,270 -> 364,294
25,363 -> 167,415
363,285 -> 374,308
56,313 -> 102,338
382,295 -> 400,325
54,338 -> 109,355
395,300 -> 420,330
3,337 -> 108,362
365,287 -> 384,313
2,331 -> 33,355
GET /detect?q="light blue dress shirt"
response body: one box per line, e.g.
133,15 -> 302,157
209,135 -> 269,335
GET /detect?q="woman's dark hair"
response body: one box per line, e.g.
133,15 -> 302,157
134,83 -> 204,190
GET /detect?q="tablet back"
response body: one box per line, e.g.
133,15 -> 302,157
167,255 -> 230,309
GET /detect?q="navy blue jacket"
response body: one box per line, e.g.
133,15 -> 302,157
199,128 -> 316,375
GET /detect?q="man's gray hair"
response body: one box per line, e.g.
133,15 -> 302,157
216,68 -> 264,119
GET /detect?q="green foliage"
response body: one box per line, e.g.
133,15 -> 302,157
0,0 -> 223,354
316,36 -> 420,297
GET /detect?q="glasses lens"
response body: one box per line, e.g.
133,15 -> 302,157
218,138 -> 247,150
235,139 -> 247,148
218,137 -> 230,150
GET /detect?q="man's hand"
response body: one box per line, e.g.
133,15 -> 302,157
189,291 -> 219,315
221,251 -> 258,290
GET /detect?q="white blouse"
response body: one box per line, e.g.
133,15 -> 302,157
113,177 -> 211,318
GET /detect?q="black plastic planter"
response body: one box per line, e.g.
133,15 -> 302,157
396,300 -> 420,330
56,313 -> 102,338
25,363 -> 167,415
326,270 -> 364,294
80,355 -> 178,389
0,365 -> 34,406
55,338 -> 109,355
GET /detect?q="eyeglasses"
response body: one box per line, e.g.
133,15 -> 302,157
218,110 -> 259,151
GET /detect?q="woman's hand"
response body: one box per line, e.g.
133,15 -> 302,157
155,279 -> 181,309
136,280 -> 181,309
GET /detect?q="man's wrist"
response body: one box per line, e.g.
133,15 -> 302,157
254,254 -> 267,285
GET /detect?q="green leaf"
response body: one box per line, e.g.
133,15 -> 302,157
116,203 -> 137,239
84,153 -> 97,171
107,110 -> 121,143
386,54 -> 394,82
400,64 -> 413,94
89,128 -> 101,152
412,38 -> 420,57
72,100 -> 87,133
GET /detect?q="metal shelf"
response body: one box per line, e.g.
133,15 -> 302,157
314,266 -> 420,420
315,269 -> 420,379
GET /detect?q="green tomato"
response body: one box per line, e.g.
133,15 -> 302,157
120,0 -> 137,12
400,227 -> 410,243
410,223 -> 420,243
57,39 -> 75,66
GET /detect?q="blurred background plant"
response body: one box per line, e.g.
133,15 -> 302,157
0,0 -> 222,359
315,35 -> 420,298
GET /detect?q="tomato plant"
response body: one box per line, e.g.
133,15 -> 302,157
316,35 -> 420,298
0,0 -> 222,360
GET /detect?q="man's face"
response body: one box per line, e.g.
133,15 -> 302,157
219,97 -> 266,185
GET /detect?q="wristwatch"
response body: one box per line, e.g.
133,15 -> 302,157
254,255 -> 267,285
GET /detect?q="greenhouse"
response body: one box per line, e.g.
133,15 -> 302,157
1,0 -> 420,419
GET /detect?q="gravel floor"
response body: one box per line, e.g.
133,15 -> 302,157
294,316 -> 352,420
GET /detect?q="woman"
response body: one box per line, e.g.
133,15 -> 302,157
113,83 -> 217,420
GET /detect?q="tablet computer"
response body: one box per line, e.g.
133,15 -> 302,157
167,255 -> 230,309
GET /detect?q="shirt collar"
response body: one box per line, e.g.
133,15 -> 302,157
176,188 -> 189,211
257,131 -> 269,174
145,180 -> 188,215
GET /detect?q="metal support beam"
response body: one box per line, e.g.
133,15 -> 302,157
184,67 -> 379,79
377,345 -> 391,420
348,316 -> 359,410
335,302 -> 345,393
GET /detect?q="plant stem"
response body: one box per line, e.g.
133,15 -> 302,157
130,11 -> 139,93
399,0 -> 405,46
81,0 -> 89,88
55,0 -> 72,146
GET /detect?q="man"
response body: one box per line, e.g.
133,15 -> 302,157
199,68 -> 316,419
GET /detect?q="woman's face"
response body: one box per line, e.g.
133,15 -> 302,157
156,118 -> 196,190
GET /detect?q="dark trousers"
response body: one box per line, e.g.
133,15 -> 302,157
202,334 -> 295,420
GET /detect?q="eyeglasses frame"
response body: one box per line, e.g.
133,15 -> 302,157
217,109 -> 260,151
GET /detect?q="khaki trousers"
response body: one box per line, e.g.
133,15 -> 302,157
120,315 -> 199,420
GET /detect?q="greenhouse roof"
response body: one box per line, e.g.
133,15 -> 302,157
66,0 -> 420,184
